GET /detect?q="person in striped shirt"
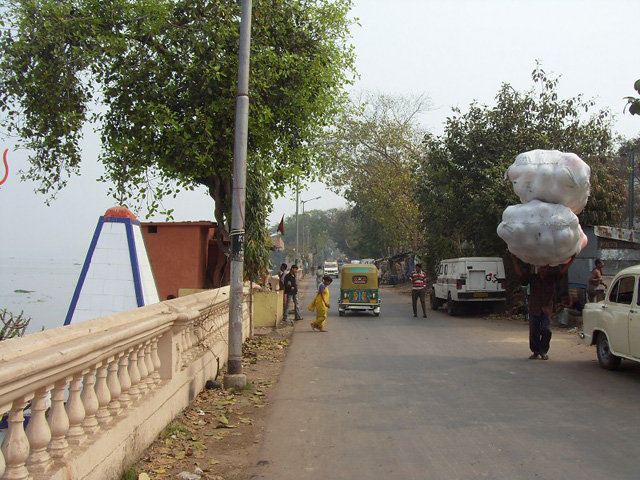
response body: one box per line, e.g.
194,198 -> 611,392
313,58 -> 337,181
410,263 -> 428,318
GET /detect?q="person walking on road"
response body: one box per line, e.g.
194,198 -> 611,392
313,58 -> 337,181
310,275 -> 333,332
587,258 -> 607,303
410,263 -> 428,318
316,265 -> 324,290
512,255 -> 574,360
284,265 -> 303,325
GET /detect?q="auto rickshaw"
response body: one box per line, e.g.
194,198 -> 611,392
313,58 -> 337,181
338,264 -> 381,316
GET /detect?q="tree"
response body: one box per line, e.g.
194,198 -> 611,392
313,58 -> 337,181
0,0 -> 357,281
322,92 -> 432,256
624,79 -> 640,115
416,64 -> 626,270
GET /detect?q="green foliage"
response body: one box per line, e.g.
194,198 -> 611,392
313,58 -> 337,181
0,0 -> 357,281
624,79 -> 640,116
323,92 -> 431,255
0,309 -> 31,340
416,64 -> 626,269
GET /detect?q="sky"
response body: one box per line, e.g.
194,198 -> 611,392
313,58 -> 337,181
1,0 -> 639,262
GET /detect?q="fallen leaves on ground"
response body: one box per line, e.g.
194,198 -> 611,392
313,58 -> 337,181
133,326 -> 292,480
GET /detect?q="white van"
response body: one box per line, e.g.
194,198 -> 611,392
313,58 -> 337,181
323,261 -> 339,278
431,257 -> 506,315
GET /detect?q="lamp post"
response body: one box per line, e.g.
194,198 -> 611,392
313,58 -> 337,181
301,196 -> 321,275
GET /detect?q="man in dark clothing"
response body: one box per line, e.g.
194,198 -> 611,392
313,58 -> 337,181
283,265 -> 302,325
512,255 -> 574,360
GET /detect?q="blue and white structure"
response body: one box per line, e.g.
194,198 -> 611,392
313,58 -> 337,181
65,207 -> 160,325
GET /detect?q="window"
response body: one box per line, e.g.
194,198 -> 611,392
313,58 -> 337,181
608,276 -> 635,305
148,226 -> 158,234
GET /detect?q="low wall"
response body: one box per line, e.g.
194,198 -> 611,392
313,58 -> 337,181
0,285 -> 255,480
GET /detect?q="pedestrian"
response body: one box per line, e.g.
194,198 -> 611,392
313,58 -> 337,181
277,263 -> 288,291
410,263 -> 428,318
284,264 -> 303,324
587,258 -> 607,303
512,255 -> 574,360
316,265 -> 324,290
557,293 -> 583,327
310,275 -> 333,332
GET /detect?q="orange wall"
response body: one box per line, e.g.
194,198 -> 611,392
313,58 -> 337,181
141,222 -> 215,300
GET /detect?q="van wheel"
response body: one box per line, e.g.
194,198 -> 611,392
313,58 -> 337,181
597,333 -> 622,370
430,292 -> 439,310
447,293 -> 458,316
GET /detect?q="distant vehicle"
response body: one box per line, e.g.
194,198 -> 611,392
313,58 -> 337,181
361,258 -> 375,264
581,264 -> 640,370
351,259 -> 361,264
323,261 -> 339,278
338,264 -> 380,317
431,257 -> 506,316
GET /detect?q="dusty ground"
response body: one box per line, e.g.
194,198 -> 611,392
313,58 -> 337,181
131,324 -> 294,480
130,284 -> 574,480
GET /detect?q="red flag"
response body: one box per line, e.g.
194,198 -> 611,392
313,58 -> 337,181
277,215 -> 285,235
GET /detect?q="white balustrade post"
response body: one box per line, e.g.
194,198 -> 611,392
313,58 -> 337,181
65,374 -> 87,446
144,343 -> 155,388
107,357 -> 122,416
136,346 -> 149,394
117,353 -> 132,409
151,337 -> 162,384
47,379 -> 70,459
81,368 -> 99,433
127,349 -> 141,402
95,363 -> 112,425
25,387 -> 53,475
1,396 -> 31,480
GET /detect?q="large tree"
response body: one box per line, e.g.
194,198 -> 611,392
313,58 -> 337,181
0,0 -> 356,280
416,65 -> 626,270
322,92 -> 432,256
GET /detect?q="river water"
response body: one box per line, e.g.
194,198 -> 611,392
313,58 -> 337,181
0,257 -> 83,335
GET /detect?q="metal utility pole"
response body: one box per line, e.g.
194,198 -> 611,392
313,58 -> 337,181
224,0 -> 252,390
301,196 -> 321,274
630,149 -> 636,230
295,180 -> 300,267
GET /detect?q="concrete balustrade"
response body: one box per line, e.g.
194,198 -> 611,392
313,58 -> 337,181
0,285 -> 254,480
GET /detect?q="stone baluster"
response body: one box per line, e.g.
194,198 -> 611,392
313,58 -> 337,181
95,362 -> 112,425
25,386 -> 53,475
47,379 -> 70,459
107,357 -> 122,416
81,367 -> 99,434
135,345 -> 148,395
144,342 -> 155,388
151,337 -> 162,384
117,353 -> 132,409
127,349 -> 141,402
65,374 -> 87,446
181,329 -> 190,362
1,396 -> 31,480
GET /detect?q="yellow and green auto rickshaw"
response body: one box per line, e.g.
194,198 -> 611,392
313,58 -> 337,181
338,264 -> 381,317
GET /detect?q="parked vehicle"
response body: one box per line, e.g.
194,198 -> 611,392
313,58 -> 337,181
431,257 -> 506,316
338,264 -> 381,317
323,261 -> 339,278
580,264 -> 640,370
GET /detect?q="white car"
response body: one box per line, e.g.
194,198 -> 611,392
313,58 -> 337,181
581,264 -> 640,370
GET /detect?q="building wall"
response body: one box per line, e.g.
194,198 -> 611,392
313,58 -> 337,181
142,222 -> 215,300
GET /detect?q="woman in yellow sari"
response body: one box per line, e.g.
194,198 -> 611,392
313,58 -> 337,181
310,276 -> 333,332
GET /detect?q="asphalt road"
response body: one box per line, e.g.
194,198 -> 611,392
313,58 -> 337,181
249,277 -> 640,480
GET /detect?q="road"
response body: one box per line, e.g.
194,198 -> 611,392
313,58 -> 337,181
249,278 -> 640,480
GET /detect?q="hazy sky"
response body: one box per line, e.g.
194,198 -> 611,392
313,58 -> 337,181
1,0 -> 639,261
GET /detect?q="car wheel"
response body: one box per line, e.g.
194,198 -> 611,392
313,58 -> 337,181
447,293 -> 458,316
430,292 -> 438,310
597,333 -> 622,371
338,310 -> 345,317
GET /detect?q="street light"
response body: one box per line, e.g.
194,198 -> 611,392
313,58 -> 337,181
300,196 -> 321,275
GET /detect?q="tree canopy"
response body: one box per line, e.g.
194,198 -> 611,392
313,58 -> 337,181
416,65 -> 626,270
0,0 -> 357,280
322,92 -> 432,257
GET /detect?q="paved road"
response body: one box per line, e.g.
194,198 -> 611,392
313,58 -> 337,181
250,278 -> 640,480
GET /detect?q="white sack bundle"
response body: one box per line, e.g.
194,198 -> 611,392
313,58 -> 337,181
497,200 -> 588,266
505,149 -> 590,214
